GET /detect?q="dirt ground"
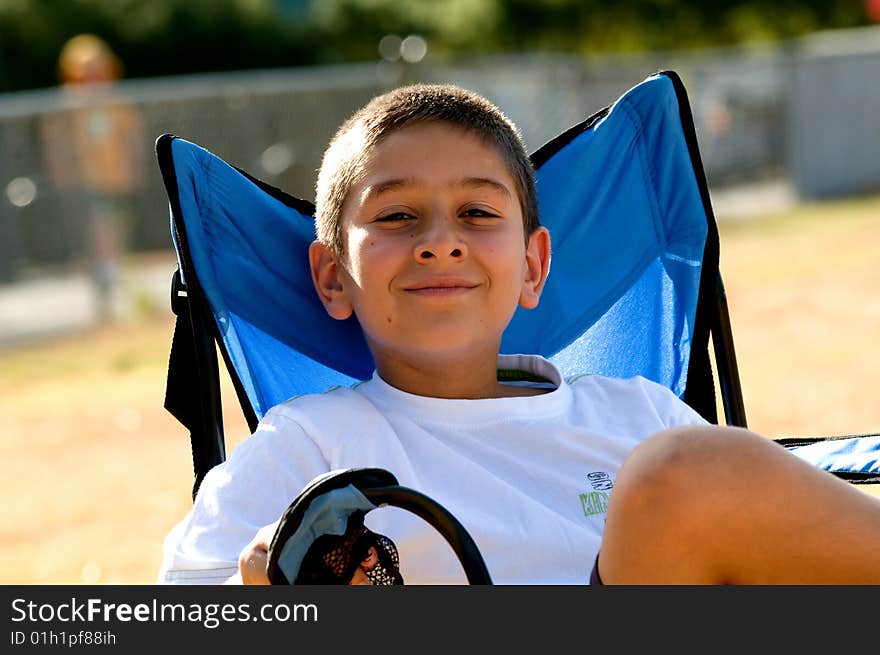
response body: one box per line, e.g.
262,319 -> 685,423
718,196 -> 880,438
1,194 -> 878,584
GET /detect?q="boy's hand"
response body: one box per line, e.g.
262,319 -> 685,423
238,524 -> 276,585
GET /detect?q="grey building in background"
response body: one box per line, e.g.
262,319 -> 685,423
789,26 -> 880,199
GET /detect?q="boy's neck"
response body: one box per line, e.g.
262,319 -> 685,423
373,350 -> 548,400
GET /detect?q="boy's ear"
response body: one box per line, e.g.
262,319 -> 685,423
309,240 -> 353,321
519,226 -> 551,310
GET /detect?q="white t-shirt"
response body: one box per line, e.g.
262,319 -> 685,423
158,354 -> 706,585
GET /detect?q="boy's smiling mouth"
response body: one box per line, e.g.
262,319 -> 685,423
403,278 -> 479,296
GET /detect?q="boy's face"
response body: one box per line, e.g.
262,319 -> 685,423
310,121 -> 549,372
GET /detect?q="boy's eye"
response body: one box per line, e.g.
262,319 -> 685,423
374,212 -> 414,223
461,207 -> 499,220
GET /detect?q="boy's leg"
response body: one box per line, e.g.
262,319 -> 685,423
598,426 -> 880,584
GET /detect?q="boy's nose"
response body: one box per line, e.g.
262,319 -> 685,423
413,219 -> 467,262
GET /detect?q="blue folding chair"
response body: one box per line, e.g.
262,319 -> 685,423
157,70 -> 879,504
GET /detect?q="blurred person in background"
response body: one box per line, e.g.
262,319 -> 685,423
40,34 -> 145,322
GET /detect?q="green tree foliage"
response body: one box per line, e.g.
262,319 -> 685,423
0,0 -> 321,92
307,0 -> 502,58
0,0 -> 873,93
490,0 -> 872,52
309,0 -> 871,55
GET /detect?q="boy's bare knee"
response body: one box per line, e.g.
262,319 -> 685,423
600,425 -> 776,582
622,424 -> 770,484
610,425 -> 776,531
616,427 -> 713,500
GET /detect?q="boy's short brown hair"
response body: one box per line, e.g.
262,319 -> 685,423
315,83 -> 539,254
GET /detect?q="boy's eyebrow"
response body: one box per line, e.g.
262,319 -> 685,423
457,177 -> 514,197
362,176 -> 513,201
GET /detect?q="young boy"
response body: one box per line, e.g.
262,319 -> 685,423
159,84 -> 880,585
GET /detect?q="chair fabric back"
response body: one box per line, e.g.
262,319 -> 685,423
164,73 -> 709,421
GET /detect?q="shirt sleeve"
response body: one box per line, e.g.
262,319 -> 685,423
157,409 -> 330,584
634,375 -> 710,429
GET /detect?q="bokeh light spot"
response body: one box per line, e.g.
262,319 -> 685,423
400,35 -> 428,63
6,177 -> 37,208
260,143 -> 295,176
378,34 -> 402,62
